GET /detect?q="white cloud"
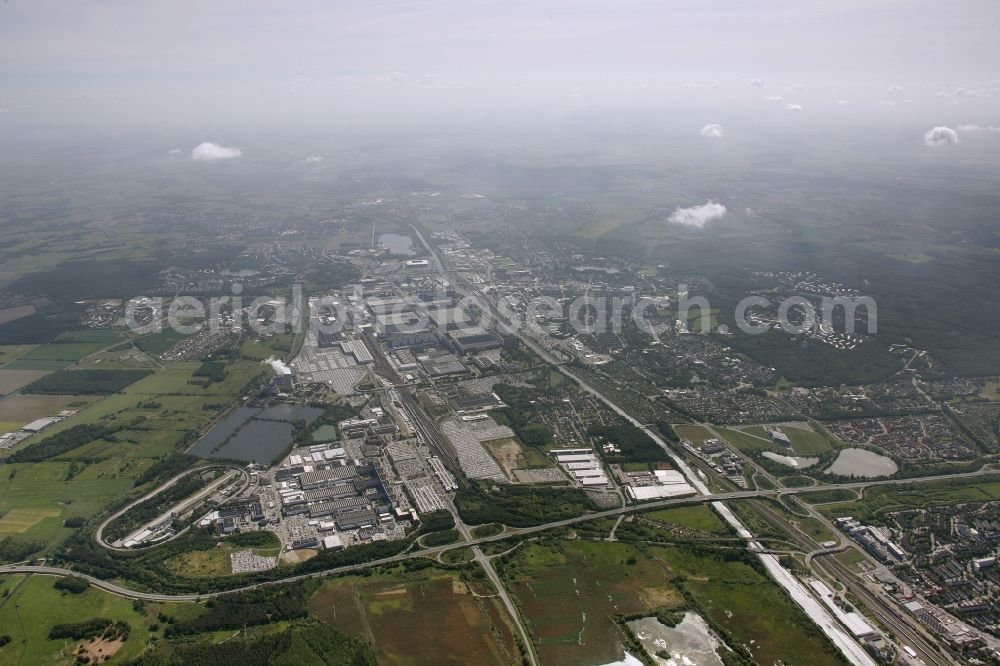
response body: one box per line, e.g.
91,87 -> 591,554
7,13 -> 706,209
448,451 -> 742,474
884,83 -> 904,95
953,87 -> 998,98
784,103 -> 802,112
191,142 -> 243,161
168,148 -> 182,155
667,201 -> 727,228
835,99 -> 850,105
764,95 -> 784,103
301,155 -> 323,164
923,126 -> 959,147
699,123 -> 724,138
747,78 -> 764,88
958,124 -> 1000,132
786,83 -> 806,92
685,82 -> 719,89
877,100 -> 896,107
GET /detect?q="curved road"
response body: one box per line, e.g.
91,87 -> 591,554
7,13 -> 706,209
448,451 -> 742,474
94,465 -> 249,550
2,471 -> 995,601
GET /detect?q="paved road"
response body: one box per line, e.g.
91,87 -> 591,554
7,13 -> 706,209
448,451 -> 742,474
94,465 -> 247,551
2,473 -> 993,601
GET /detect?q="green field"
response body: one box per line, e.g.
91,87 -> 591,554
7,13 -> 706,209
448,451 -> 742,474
76,349 -> 159,370
0,573 -> 192,665
9,342 -> 111,365
133,329 -> 189,356
0,354 -> 270,553
0,344 -> 37,365
164,542 -> 282,577
21,368 -> 152,395
0,460 -> 138,544
718,424 -> 835,457
309,567 -> 518,666
740,425 -> 834,455
500,540 -> 845,666
643,504 -> 731,535
54,330 -> 123,345
672,424 -> 715,445
816,475 -> 1000,523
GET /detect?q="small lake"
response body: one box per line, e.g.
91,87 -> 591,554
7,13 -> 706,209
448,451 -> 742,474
824,448 -> 898,478
258,403 -> 324,425
762,451 -> 820,469
188,407 -> 259,456
378,233 -> 416,256
627,613 -> 726,666
311,424 -> 339,442
214,420 -> 294,464
189,403 -> 322,463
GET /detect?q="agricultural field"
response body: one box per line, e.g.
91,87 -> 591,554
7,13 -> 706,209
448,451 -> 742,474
2,340 -> 116,371
54,330 -> 123,345
0,351 -> 270,554
0,395 -> 95,427
76,349 -> 159,370
0,459 -> 138,546
0,368 -> 50,395
308,567 -> 519,665
21,369 -> 152,395
123,360 -> 265,398
0,345 -> 37,365
500,540 -> 846,666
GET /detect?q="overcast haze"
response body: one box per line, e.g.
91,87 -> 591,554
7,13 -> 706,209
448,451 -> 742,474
2,1 -> 999,147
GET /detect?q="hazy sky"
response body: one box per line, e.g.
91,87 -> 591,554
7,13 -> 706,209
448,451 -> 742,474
2,1 -> 999,136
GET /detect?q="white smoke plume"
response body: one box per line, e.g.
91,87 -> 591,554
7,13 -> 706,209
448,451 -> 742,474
264,357 -> 292,375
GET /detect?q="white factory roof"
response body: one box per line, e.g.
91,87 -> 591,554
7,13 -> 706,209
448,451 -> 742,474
554,454 -> 597,463
580,475 -> 609,486
21,417 -> 60,432
654,470 -> 689,485
573,468 -> 606,478
340,339 -> 373,363
626,484 -> 696,500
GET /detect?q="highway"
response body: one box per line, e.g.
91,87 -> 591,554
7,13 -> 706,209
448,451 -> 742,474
0,219 -> 987,664
3,470 -> 994,602
407,221 -> 968,665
